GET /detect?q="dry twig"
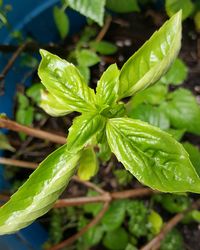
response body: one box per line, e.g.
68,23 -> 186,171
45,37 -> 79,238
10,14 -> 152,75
95,15 -> 112,42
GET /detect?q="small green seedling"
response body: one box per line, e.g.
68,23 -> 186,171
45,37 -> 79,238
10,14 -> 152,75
0,11 -> 199,235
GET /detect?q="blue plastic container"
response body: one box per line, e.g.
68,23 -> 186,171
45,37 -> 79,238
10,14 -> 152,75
0,1 -> 85,249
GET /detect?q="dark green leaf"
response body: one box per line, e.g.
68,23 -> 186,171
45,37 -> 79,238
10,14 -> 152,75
118,11 -> 182,98
68,0 -> 106,26
0,145 -> 80,234
161,88 -> 200,135
90,40 -> 118,55
102,200 -> 127,231
106,118 -> 200,193
106,0 -> 140,13
78,147 -> 99,180
38,50 -> 96,113
114,169 -> 133,186
83,190 -> 103,216
77,49 -> 100,67
160,229 -> 184,250
165,0 -> 194,20
103,228 -> 129,250
53,6 -> 69,39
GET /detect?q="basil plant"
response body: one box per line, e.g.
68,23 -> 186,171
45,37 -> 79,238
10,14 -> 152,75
0,11 -> 199,235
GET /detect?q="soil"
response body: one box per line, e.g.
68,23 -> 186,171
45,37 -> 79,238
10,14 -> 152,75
2,9 -> 200,250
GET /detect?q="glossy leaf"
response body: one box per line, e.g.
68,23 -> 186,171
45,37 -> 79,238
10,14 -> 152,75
165,0 -> 194,20
161,88 -> 200,135
106,118 -> 200,193
0,145 -> 80,234
118,11 -> 182,98
40,90 -> 72,117
159,58 -> 188,85
67,112 -> 105,152
183,142 -> 200,177
68,0 -> 106,26
90,40 -> 118,55
38,49 -> 96,113
53,6 -> 69,39
96,64 -> 119,107
128,104 -> 170,130
77,49 -> 100,67
78,147 -> 99,180
106,0 -> 140,13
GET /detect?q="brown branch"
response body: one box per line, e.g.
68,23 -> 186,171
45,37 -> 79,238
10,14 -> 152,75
48,201 -> 110,250
0,117 -> 66,144
140,200 -> 200,250
0,157 -> 37,169
95,15 -> 112,42
0,41 -> 30,82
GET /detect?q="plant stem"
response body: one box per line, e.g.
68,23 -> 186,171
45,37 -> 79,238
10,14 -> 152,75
48,202 -> 110,250
95,15 -> 112,42
0,117 -> 66,144
0,157 -> 37,169
140,200 -> 200,250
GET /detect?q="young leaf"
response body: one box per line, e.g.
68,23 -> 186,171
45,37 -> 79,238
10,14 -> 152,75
40,90 -> 72,117
96,64 -> 119,107
90,40 -> 118,55
0,145 -> 80,234
148,210 -> 163,235
77,49 -> 100,67
165,0 -> 194,20
106,0 -> 140,13
77,65 -> 90,84
67,112 -> 105,152
53,6 -> 69,39
38,49 -> 96,113
26,83 -> 44,104
0,133 -> 15,152
161,88 -> 200,135
106,118 -> 200,193
68,0 -> 106,26
78,147 -> 99,180
103,228 -> 129,250
118,11 -> 182,98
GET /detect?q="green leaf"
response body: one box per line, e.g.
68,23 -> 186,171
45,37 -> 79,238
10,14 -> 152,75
83,190 -> 103,216
165,0 -> 194,20
38,49 -> 96,113
128,104 -> 170,130
114,169 -> 133,186
53,6 -> 69,39
183,210 -> 200,224
77,65 -> 90,84
96,64 -> 119,107
159,58 -> 188,85
106,118 -> 200,193
0,133 -> 15,152
67,112 -> 105,152
106,0 -> 140,13
68,0 -> 106,26
166,128 -> 185,141
127,84 -> 168,110
90,40 -> 118,55
0,145 -> 80,234
161,88 -> 200,135
26,83 -> 44,104
125,244 -> 137,250
78,147 -> 99,180
194,11 -> 200,32
183,142 -> 200,177
118,11 -> 182,98
17,93 -> 29,109
77,49 -> 100,67
103,228 -> 129,250
148,210 -> 163,235
102,200 -> 127,231
160,229 -> 184,250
